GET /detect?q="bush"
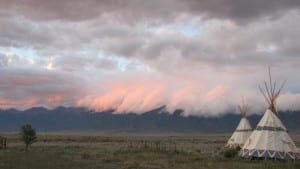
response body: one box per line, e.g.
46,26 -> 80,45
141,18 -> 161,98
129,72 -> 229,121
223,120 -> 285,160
20,124 -> 37,151
235,146 -> 241,152
81,152 -> 91,159
219,147 -> 238,158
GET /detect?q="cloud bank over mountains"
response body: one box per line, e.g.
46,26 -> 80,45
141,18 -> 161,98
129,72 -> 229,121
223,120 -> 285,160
0,0 -> 300,116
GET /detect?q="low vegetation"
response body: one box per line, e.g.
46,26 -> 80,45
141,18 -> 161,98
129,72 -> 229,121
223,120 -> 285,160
20,124 -> 37,151
219,147 -> 239,158
0,134 -> 299,169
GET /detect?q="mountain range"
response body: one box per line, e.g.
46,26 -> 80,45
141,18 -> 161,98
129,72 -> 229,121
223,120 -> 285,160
0,106 -> 299,134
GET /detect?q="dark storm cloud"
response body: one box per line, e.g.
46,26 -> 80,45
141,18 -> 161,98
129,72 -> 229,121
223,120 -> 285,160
185,0 -> 300,24
98,13 -> 300,68
0,0 -> 299,23
1,0 -> 300,69
0,16 -> 55,48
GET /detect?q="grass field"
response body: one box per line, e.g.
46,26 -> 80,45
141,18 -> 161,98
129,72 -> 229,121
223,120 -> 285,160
0,134 -> 299,169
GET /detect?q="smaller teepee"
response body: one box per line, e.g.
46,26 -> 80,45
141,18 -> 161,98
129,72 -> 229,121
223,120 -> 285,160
240,68 -> 300,160
226,99 -> 252,148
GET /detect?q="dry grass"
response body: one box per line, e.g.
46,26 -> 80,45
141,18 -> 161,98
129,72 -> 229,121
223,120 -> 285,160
0,134 -> 299,169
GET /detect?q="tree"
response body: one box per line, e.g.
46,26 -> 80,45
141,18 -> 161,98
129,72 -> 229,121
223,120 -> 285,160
20,124 -> 37,151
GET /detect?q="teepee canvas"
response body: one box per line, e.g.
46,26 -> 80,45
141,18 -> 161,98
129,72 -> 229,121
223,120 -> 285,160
240,69 -> 300,160
226,100 -> 252,148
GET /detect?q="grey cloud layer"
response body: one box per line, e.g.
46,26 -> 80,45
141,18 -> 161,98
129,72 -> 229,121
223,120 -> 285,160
0,0 -> 300,115
1,0 -> 299,23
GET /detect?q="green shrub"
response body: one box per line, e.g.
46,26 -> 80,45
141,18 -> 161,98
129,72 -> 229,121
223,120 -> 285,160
20,124 -> 37,151
81,152 -> 91,159
219,147 -> 238,158
235,146 -> 241,152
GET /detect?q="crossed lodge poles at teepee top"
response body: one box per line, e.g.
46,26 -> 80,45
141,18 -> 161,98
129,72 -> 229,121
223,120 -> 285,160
258,67 -> 286,116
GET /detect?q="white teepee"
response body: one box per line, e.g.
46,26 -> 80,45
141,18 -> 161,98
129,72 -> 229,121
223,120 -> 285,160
240,69 -> 300,160
226,100 -> 252,148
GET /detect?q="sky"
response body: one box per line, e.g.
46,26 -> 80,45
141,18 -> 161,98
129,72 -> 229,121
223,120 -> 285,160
0,0 -> 300,116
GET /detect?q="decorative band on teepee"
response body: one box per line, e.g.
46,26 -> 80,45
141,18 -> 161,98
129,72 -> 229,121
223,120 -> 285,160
258,149 -> 267,156
256,126 -> 286,132
235,129 -> 252,132
242,149 -> 250,156
274,152 -> 282,159
268,150 -> 275,157
279,152 -> 285,158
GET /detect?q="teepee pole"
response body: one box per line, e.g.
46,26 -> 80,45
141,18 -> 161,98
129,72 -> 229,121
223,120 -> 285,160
259,68 -> 286,115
